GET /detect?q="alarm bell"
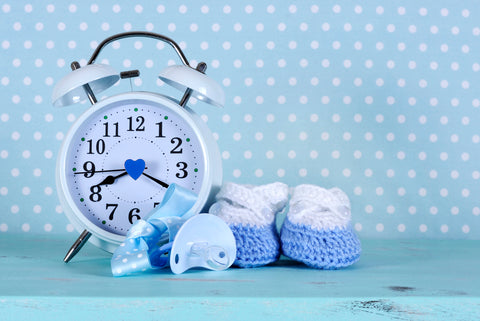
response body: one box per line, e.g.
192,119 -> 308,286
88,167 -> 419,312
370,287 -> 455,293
52,63 -> 120,107
159,64 -> 225,108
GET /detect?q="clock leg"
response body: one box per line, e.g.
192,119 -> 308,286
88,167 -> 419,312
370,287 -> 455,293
63,229 -> 92,263
179,62 -> 207,107
70,61 -> 98,105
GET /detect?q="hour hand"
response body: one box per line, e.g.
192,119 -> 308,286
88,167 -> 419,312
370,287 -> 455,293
96,172 -> 128,186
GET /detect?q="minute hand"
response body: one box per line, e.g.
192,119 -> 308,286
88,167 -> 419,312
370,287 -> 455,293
142,173 -> 169,188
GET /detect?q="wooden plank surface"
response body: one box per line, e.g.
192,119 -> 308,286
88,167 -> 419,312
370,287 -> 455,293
1,234 -> 479,320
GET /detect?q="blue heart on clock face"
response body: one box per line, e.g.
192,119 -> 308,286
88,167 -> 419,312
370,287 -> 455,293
124,159 -> 146,180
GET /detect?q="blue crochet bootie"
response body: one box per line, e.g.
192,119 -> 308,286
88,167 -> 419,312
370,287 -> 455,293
280,184 -> 361,269
209,182 -> 289,268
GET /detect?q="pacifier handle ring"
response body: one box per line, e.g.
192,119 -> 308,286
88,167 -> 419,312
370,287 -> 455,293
87,31 -> 190,67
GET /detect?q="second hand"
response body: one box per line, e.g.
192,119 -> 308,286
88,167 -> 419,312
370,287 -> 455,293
74,168 -> 148,175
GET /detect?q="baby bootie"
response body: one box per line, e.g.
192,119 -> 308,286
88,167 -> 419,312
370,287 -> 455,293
280,184 -> 361,269
209,182 -> 289,268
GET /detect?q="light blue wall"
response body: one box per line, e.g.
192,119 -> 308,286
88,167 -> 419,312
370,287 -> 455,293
1,0 -> 479,238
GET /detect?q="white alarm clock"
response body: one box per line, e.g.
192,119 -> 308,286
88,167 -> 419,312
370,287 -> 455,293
52,32 -> 224,262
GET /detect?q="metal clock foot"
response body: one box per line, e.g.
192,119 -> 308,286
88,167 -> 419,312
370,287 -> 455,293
63,229 -> 92,263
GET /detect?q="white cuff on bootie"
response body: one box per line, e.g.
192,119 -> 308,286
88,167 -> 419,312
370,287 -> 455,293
287,184 -> 352,230
209,182 -> 289,227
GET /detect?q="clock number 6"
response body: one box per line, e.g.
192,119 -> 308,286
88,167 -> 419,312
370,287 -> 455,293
128,208 -> 141,224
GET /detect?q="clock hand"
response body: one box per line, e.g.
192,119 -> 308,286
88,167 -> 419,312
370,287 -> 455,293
142,172 -> 169,189
74,167 -> 148,175
74,168 -> 126,175
96,171 -> 129,186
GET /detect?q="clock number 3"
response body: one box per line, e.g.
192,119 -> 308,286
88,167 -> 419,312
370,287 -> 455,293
176,161 -> 188,179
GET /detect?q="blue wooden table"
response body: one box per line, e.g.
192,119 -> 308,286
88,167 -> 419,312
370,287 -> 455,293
1,234 -> 479,320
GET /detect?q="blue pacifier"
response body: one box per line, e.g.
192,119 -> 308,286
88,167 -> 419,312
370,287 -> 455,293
170,214 -> 237,274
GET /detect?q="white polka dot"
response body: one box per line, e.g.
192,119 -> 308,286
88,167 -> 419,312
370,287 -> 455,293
11,132 -> 20,140
44,187 -> 53,195
364,169 -> 373,177
233,169 -> 242,178
321,169 -> 329,177
437,224 -> 448,234
274,169 -> 284,177
299,169 -> 307,177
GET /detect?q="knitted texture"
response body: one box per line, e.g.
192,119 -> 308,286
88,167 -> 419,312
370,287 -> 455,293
209,182 -> 289,268
229,223 -> 280,268
281,218 -> 361,269
280,184 -> 361,269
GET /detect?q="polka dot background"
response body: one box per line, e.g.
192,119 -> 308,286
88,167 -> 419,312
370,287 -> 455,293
1,1 -> 480,238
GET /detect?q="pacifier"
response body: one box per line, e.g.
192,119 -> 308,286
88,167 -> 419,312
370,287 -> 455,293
170,214 -> 237,274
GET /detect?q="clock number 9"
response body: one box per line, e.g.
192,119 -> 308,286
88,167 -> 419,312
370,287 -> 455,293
83,161 -> 96,178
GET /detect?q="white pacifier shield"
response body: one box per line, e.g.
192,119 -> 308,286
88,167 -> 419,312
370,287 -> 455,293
170,214 -> 236,274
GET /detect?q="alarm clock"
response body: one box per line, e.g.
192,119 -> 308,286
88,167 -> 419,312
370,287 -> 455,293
52,32 -> 225,262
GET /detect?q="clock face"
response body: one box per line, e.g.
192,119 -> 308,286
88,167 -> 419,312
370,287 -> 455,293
62,97 -> 206,236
